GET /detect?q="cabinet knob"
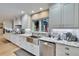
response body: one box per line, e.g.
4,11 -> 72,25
44,42 -> 48,45
65,53 -> 69,56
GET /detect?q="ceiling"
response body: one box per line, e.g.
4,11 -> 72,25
0,3 -> 50,22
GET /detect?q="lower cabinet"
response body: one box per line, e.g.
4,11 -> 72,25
56,43 -> 79,56
68,46 -> 79,56
56,43 -> 65,56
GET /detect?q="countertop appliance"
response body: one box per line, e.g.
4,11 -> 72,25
13,25 -> 22,34
64,32 -> 78,42
39,40 -> 55,56
50,29 -> 78,42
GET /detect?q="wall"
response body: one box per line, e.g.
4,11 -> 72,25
22,14 -> 31,29
3,20 -> 13,29
14,16 -> 22,27
3,14 -> 31,30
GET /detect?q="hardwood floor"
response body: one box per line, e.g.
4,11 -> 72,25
0,35 -> 20,56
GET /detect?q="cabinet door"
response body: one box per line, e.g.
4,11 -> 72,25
69,46 -> 79,56
62,4 -> 75,28
22,15 -> 31,29
74,4 -> 79,28
56,43 -> 65,56
49,4 -> 62,29
11,34 -> 20,45
33,45 -> 39,56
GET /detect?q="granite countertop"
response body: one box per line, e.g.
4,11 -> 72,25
19,34 -> 32,37
39,37 -> 79,48
4,33 -> 79,48
4,33 -> 32,37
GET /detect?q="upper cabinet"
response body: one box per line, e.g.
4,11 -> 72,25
13,14 -> 31,29
22,14 -> 31,29
62,4 -> 75,28
49,4 -> 62,29
74,4 -> 79,28
49,3 -> 79,29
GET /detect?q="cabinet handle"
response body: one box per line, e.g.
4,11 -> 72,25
65,53 -> 69,56
65,47 -> 69,50
43,42 -> 48,45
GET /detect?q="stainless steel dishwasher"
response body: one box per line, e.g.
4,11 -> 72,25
39,40 -> 56,56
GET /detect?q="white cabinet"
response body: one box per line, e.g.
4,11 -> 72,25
49,3 -> 79,28
56,43 -> 65,56
67,46 -> 79,56
22,14 -> 31,29
56,43 -> 79,56
49,4 -> 62,28
62,4 -> 75,27
74,4 -> 79,28
33,45 -> 39,56
10,34 -> 20,46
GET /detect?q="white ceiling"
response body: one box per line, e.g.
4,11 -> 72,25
0,3 -> 49,22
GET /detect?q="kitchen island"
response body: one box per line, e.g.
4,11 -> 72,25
3,33 -> 39,56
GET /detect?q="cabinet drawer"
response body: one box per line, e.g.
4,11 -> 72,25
68,46 -> 79,56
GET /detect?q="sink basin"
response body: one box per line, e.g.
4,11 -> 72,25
30,36 -> 41,38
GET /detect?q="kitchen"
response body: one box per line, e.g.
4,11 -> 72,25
0,3 -> 79,56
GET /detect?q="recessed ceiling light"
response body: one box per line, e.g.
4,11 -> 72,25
32,11 -> 34,13
21,10 -> 25,14
40,8 -> 43,10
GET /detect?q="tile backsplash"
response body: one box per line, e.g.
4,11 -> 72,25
51,29 -> 79,41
